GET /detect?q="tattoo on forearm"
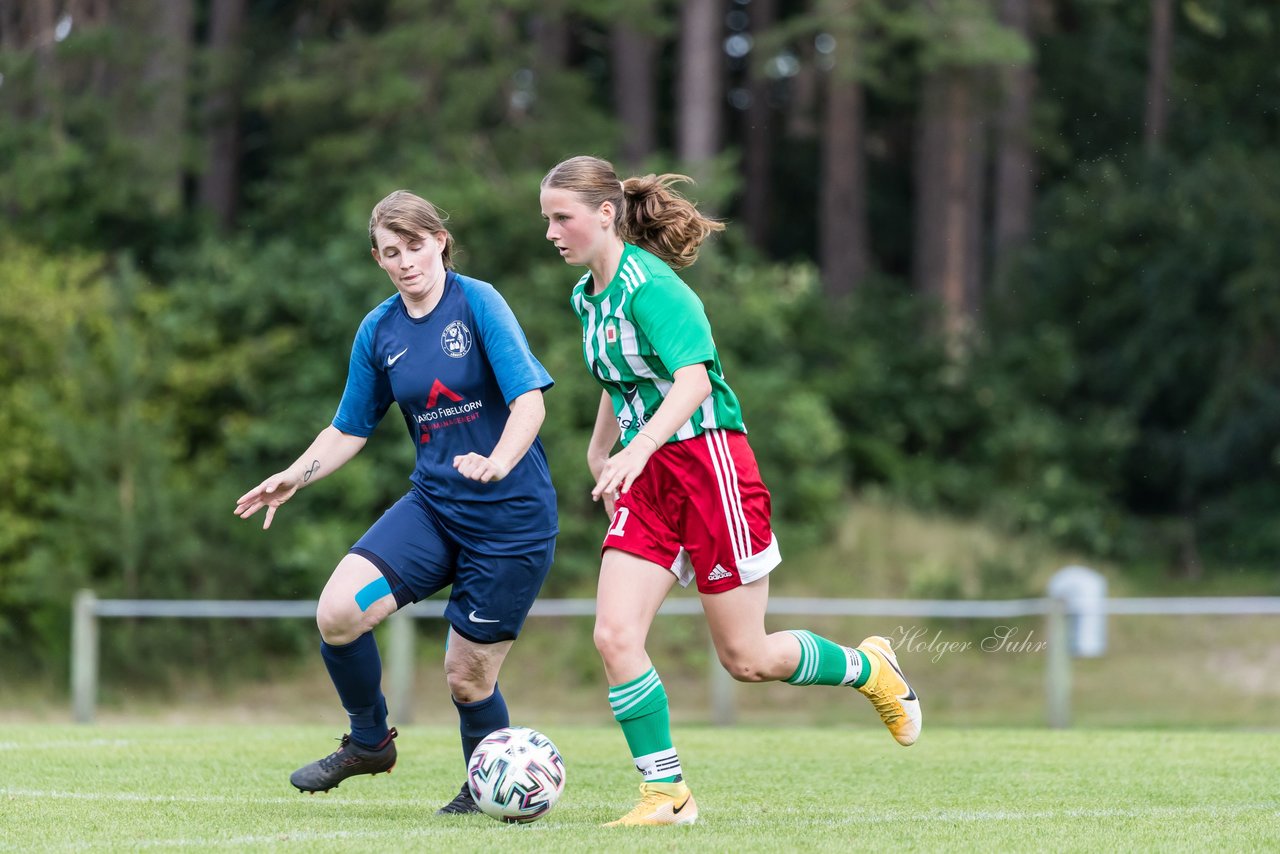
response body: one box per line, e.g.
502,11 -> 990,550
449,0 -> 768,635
302,460 -> 320,483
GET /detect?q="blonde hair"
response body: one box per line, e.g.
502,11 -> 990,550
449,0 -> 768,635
541,155 -> 724,270
369,190 -> 456,269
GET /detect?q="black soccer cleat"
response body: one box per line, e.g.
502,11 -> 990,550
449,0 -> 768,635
290,728 -> 398,793
436,781 -> 482,815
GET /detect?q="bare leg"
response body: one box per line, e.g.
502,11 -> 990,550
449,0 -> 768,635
443,628 -> 513,702
700,575 -> 803,682
593,548 -> 678,684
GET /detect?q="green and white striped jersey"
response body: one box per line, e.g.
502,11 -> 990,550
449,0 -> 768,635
570,244 -> 744,446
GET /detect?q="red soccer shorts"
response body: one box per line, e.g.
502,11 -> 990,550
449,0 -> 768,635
602,429 -> 781,593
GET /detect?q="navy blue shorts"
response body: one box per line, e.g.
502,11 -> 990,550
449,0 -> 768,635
350,491 -> 555,644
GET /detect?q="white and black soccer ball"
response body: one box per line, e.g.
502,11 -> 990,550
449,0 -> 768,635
466,726 -> 566,823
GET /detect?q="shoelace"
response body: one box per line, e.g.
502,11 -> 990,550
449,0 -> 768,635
623,785 -> 674,817
317,735 -> 354,770
865,678 -> 905,724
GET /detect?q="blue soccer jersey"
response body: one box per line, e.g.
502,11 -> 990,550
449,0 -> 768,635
333,272 -> 557,542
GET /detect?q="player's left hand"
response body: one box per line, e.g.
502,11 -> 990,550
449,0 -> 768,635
453,452 -> 510,483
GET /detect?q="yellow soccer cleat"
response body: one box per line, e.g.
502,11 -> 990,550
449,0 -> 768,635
605,781 -> 699,826
856,636 -> 922,746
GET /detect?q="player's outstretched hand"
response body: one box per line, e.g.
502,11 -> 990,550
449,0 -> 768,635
234,472 -> 300,530
453,452 -> 510,483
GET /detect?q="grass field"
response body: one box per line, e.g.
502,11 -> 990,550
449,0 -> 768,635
2,725 -> 1276,852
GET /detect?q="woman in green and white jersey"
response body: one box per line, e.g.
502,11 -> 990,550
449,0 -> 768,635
539,156 -> 921,826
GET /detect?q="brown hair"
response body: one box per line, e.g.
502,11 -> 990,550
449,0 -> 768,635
541,155 -> 724,270
369,190 -> 456,269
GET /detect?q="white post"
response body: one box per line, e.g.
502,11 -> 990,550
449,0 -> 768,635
71,589 -> 99,724
386,607 -> 416,725
1045,596 -> 1071,729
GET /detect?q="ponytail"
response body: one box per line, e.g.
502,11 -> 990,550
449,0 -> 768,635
619,174 -> 725,270
542,156 -> 723,270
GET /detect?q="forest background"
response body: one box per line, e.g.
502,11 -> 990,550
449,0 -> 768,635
2,0 -> 1279,696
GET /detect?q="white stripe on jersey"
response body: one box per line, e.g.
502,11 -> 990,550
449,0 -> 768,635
612,290 -> 658,381
624,255 -> 649,286
698,395 -> 717,430
606,290 -> 648,429
619,263 -> 640,294
587,294 -> 623,383
652,378 -> 698,441
705,430 -> 751,562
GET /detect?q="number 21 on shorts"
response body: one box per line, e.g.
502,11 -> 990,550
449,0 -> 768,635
607,507 -> 630,537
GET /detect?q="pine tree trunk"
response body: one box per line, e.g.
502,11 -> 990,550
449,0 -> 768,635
743,0 -> 777,248
677,0 -> 723,172
1143,0 -> 1174,153
914,69 -> 986,337
819,3 -> 869,295
138,0 -> 194,213
612,23 -> 657,169
32,0 -> 58,124
198,0 -> 246,229
993,0 -> 1036,269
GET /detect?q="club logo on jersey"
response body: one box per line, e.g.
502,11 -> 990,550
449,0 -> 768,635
605,322 -> 618,344
441,320 -> 472,358
415,379 -> 484,443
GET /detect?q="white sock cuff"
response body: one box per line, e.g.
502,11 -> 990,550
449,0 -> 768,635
633,748 -> 682,782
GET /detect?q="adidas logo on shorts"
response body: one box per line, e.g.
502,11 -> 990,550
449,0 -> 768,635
707,565 -> 733,582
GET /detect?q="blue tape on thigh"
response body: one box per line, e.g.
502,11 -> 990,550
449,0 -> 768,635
354,576 -> 392,612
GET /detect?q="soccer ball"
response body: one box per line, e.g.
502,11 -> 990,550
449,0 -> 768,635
466,726 -> 566,823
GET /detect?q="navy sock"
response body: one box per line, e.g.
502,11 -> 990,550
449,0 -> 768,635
453,685 -> 509,766
320,632 -> 388,748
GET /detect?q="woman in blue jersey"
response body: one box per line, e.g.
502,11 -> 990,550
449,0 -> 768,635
236,190 -> 557,814
539,156 -> 921,826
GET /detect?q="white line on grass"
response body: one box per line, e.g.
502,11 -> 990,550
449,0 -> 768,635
3,788 -> 1277,824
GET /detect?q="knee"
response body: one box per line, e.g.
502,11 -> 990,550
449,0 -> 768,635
593,619 -> 641,666
444,660 -> 493,703
316,597 -> 380,646
718,646 -> 770,683
445,671 -> 486,704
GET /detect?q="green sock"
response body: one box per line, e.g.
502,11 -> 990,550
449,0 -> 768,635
608,668 -> 683,783
785,630 -> 871,688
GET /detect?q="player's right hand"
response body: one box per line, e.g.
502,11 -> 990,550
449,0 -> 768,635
234,472 -> 299,530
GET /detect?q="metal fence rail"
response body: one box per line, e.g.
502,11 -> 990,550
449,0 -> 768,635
70,589 -> 1280,727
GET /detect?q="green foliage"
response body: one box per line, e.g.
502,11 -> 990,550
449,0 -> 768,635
785,277 -> 1131,556
0,244 -> 104,636
1007,145 -> 1280,566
